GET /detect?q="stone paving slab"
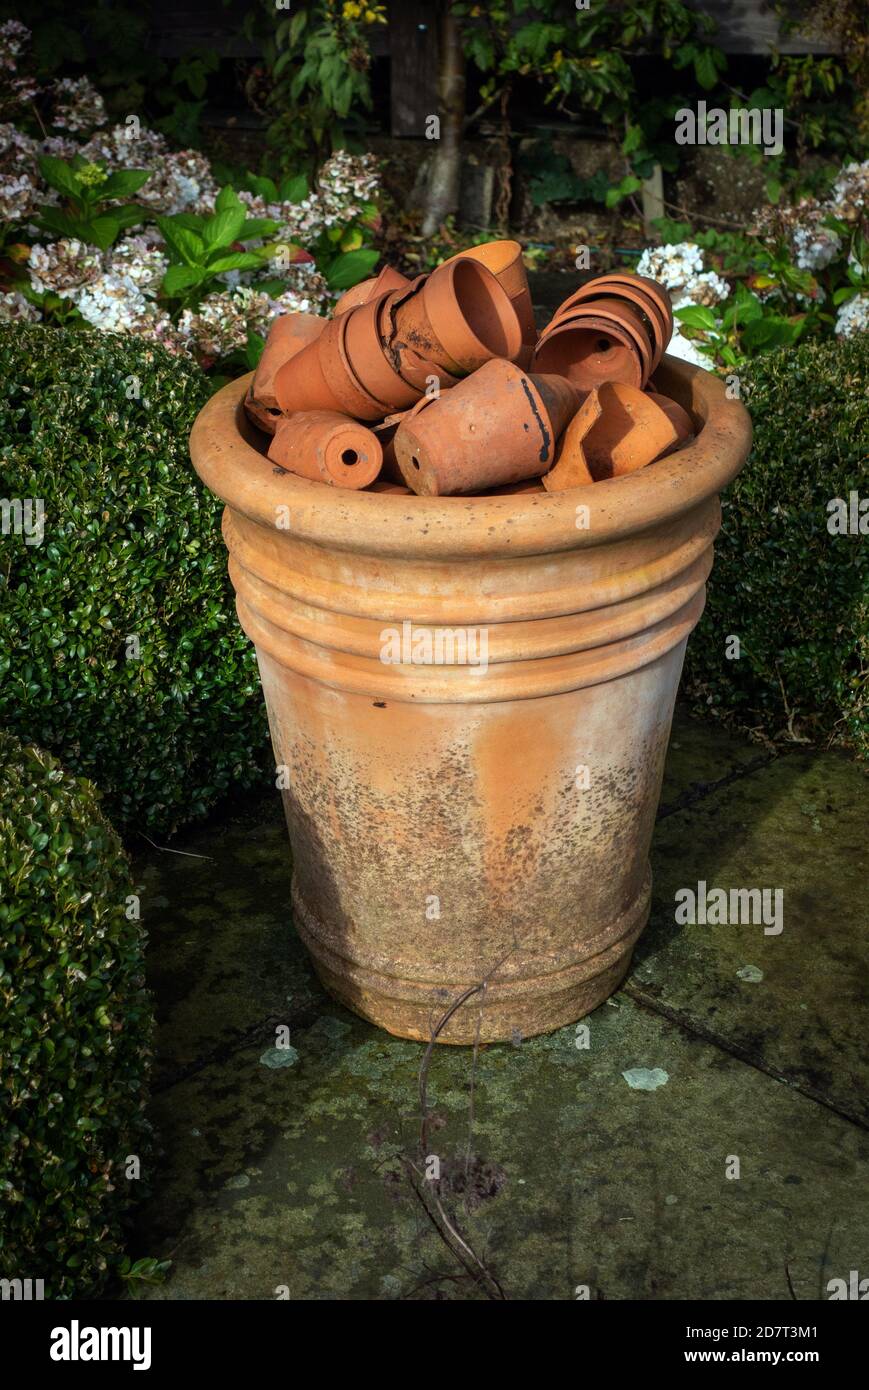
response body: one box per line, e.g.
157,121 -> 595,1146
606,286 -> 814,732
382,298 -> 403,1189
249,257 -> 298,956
637,746 -> 868,1125
131,708 -> 868,1300
133,994 -> 869,1301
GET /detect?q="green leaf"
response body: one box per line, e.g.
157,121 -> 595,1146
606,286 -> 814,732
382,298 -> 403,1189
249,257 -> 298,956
99,169 -> 151,201
205,251 -> 266,273
675,305 -> 719,331
201,206 -> 247,251
161,264 -> 206,297
324,248 -> 380,290
37,156 -> 83,202
240,218 -> 279,240
245,330 -> 266,369
156,218 -> 205,267
215,185 -> 244,215
279,173 -> 308,203
87,216 -> 123,252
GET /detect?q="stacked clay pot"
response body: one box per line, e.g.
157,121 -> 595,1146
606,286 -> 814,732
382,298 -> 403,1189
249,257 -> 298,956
533,273 -> 673,392
244,250 -> 691,497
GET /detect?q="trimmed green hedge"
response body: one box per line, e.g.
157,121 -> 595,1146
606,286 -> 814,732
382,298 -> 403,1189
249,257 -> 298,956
0,733 -> 152,1298
684,333 -> 868,757
0,325 -> 268,834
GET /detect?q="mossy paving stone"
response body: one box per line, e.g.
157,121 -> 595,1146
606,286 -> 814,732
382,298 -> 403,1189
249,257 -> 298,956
637,747 -> 868,1124
131,997 -> 869,1301
659,706 -> 770,813
136,796 -> 322,1087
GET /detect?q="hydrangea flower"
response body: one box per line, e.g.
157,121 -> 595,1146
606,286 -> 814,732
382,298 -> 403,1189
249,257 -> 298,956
0,171 -> 40,221
52,77 -> 107,134
28,238 -> 102,296
636,242 -> 730,310
835,293 -> 869,338
0,288 -> 39,322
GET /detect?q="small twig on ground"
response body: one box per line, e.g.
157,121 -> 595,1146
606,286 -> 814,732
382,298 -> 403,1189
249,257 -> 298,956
465,1003 -> 483,1182
661,198 -> 747,231
138,832 -> 214,861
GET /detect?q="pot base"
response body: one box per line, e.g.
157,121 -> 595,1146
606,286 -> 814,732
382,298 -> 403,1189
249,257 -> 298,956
291,876 -> 649,1044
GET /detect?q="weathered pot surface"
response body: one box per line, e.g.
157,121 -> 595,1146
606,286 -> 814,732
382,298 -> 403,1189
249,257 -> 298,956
190,356 -> 751,1044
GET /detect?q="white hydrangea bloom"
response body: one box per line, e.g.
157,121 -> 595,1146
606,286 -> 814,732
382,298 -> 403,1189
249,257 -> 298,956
835,293 -> 869,338
28,238 -> 102,296
0,289 -> 40,322
105,235 -> 168,297
0,170 -> 40,220
52,76 -> 107,133
664,328 -> 711,368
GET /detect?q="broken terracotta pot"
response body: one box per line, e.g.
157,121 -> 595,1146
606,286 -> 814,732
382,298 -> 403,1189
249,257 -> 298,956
268,410 -> 382,489
390,259 -> 522,376
245,312 -> 325,433
333,264 -> 411,316
443,239 -> 538,368
543,382 -> 680,491
394,359 -> 579,496
191,355 -> 752,1043
343,293 -> 422,411
274,312 -> 387,421
647,391 -> 694,451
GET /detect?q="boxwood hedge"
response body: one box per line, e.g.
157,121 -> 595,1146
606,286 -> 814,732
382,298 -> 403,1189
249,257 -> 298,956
684,333 -> 868,758
0,325 -> 268,834
0,733 -> 152,1298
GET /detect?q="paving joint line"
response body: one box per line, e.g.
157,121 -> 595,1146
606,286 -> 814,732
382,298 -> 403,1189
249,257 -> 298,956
621,983 -> 867,1132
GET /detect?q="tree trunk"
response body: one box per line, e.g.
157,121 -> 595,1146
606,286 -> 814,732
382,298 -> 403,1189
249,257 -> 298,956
420,5 -> 466,237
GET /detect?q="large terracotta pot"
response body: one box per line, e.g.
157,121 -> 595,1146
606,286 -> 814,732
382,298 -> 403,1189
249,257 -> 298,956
190,357 -> 751,1044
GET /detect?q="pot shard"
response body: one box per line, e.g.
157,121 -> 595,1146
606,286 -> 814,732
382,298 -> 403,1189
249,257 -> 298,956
394,359 -> 580,495
245,312 -> 325,433
190,357 -> 752,1043
390,259 -> 523,376
333,264 -> 412,316
544,382 -> 680,491
268,410 -> 383,489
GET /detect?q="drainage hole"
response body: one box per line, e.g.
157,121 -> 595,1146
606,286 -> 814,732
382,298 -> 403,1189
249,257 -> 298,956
411,456 -> 421,470
341,449 -> 359,466
596,339 -> 611,352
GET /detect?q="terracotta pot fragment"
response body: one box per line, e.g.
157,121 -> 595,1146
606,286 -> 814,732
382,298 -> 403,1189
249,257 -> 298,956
268,410 -> 383,489
333,265 -> 411,316
543,382 -> 679,490
245,312 -> 325,432
394,359 -> 579,496
391,259 -> 522,376
646,391 -> 694,452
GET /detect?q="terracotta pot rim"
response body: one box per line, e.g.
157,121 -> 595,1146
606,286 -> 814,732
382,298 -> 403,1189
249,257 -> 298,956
425,259 -> 523,366
190,356 -> 751,557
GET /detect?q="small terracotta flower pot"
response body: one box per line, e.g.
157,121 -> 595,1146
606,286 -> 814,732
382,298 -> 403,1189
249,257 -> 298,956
343,294 -> 422,411
246,312 -> 325,432
548,297 -> 654,383
268,410 -> 383,489
532,315 -> 645,390
333,265 -> 412,316
543,382 -> 679,491
275,315 -> 387,420
394,360 -> 579,496
391,260 -> 522,375
443,239 -> 538,367
555,278 -> 669,370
